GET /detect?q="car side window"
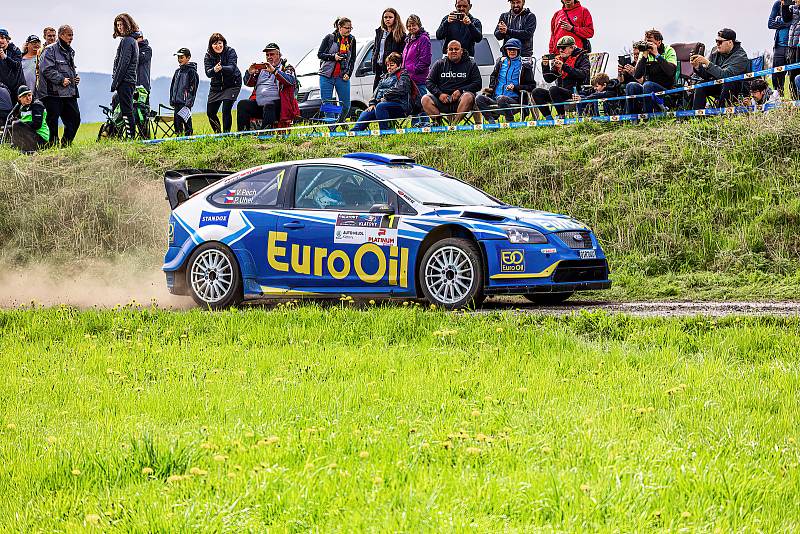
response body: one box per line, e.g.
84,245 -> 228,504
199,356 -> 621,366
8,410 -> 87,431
210,168 -> 287,207
294,166 -> 390,211
474,39 -> 494,66
359,44 -> 375,76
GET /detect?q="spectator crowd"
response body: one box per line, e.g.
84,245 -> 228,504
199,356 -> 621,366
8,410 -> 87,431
1,0 -> 799,151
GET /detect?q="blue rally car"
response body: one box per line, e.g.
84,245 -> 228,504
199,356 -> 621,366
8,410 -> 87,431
163,153 -> 611,309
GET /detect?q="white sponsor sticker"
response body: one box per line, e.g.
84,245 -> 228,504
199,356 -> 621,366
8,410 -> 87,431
579,249 -> 597,260
334,227 -> 398,247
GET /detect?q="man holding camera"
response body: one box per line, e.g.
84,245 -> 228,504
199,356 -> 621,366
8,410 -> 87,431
690,28 -> 749,110
237,43 -> 299,132
422,40 -> 482,125
495,0 -> 536,58
624,30 -> 678,114
37,25 -> 81,146
436,0 -> 483,57
531,36 -> 589,120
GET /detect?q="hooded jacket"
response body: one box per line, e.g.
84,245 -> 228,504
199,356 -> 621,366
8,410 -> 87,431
0,42 -> 24,96
170,62 -> 199,109
782,4 -> 800,47
372,28 -> 406,76
402,31 -> 432,86
542,47 -> 590,91
137,39 -> 152,92
770,1 -> 791,47
426,54 -> 482,97
488,55 -> 535,98
318,32 -> 357,78
112,35 -> 138,91
370,68 -> 413,114
204,46 -> 242,91
38,39 -> 79,98
436,14 -> 483,57
694,42 -> 750,81
633,45 -> 678,89
549,1 -> 595,54
495,8 -> 537,57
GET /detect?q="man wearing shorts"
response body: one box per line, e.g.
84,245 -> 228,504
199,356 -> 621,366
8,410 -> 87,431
422,40 -> 482,125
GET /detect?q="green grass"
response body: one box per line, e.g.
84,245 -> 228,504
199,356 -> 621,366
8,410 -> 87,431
0,306 -> 799,530
2,109 -> 800,301
69,112 -> 227,144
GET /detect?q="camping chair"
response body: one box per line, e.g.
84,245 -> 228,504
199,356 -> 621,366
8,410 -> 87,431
309,100 -> 345,132
670,42 -> 706,110
151,104 -> 176,138
588,52 -> 609,81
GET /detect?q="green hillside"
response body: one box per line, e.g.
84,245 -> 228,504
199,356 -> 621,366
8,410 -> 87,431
2,110 -> 799,301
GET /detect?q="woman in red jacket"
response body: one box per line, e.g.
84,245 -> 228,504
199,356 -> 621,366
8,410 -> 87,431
549,0 -> 594,54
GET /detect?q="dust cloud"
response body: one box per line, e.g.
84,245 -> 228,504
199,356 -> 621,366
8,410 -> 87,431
0,261 -> 193,309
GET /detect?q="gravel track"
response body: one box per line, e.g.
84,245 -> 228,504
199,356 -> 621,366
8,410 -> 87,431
480,300 -> 800,317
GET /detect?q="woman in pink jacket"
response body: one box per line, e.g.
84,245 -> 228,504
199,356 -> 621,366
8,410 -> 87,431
402,14 -> 431,125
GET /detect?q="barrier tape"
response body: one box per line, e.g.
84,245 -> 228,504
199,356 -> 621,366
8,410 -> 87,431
141,62 -> 800,145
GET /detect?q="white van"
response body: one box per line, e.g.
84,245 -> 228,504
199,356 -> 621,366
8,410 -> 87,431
293,35 -> 503,120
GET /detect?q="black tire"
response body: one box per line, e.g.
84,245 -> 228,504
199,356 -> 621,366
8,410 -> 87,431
524,292 -> 575,306
185,243 -> 243,310
419,238 -> 484,310
97,122 -> 112,142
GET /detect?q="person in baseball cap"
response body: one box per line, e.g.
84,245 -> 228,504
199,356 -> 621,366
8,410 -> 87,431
689,27 -> 750,110
531,32 -> 590,119
237,41 -> 298,131
12,84 -> 50,150
170,47 -> 199,136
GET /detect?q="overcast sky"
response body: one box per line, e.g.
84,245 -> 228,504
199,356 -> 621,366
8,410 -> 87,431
3,1 -> 772,78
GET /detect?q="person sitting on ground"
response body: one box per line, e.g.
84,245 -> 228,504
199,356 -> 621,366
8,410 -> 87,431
0,28 -> 25,98
747,78 -> 781,106
422,40 -> 482,125
237,43 -> 299,132
572,72 -> 616,116
531,35 -> 590,120
475,39 -> 534,123
436,0 -> 483,57
625,29 -> 678,114
495,0 -> 537,58
10,85 -> 49,151
169,48 -> 199,136
352,53 -> 413,131
690,28 -> 749,110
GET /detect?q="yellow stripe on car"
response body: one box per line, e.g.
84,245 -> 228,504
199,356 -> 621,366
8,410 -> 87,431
490,261 -> 561,280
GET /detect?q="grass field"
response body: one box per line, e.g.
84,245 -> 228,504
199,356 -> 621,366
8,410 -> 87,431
2,109 -> 800,301
0,307 -> 798,530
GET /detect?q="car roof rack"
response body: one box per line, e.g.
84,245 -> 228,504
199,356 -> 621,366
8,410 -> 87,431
343,153 -> 416,165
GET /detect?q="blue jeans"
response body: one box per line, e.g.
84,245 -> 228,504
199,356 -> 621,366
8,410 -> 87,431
411,83 -> 428,126
351,102 -> 407,131
319,75 -> 351,125
626,81 -> 668,114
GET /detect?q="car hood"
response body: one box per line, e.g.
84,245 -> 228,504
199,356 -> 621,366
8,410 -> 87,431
431,205 -> 590,233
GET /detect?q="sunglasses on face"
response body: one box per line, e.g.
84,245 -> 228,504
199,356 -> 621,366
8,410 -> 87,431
715,39 -> 729,45
557,46 -> 568,50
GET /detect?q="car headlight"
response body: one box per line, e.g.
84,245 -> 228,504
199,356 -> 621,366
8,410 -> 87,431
505,227 -> 548,244
306,89 -> 320,101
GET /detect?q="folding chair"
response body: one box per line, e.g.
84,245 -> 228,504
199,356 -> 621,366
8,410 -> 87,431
588,52 -> 609,81
309,100 -> 344,132
670,42 -> 706,109
151,104 -> 176,138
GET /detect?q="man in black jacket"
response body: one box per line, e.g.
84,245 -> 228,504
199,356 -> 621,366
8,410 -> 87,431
170,48 -> 199,136
37,25 -> 81,146
531,36 -> 590,119
495,0 -> 536,58
624,29 -> 678,114
133,31 -> 152,95
436,0 -> 483,57
12,85 -> 49,151
0,28 -> 25,98
690,28 -> 750,110
422,40 -> 482,124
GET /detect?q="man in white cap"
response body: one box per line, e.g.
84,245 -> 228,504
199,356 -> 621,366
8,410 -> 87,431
11,85 -> 49,151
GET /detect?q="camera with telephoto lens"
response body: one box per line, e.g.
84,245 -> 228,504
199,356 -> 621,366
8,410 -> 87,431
634,41 -> 650,52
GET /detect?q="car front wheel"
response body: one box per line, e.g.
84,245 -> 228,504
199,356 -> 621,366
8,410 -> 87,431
186,243 -> 243,309
419,238 -> 484,310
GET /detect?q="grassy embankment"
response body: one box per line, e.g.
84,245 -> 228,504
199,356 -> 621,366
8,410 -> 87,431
2,109 -> 800,301
0,307 -> 799,530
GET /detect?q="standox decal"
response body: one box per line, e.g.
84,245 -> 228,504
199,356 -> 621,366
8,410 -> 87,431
199,211 -> 231,228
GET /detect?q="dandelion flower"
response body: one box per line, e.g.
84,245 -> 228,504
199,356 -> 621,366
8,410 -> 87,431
475,433 -> 487,442
189,467 -> 208,476
681,511 -> 691,519
244,431 -> 255,438
359,451 -> 369,459
5,423 -> 16,430
373,476 -> 383,485
465,447 -> 481,455
141,467 -> 154,476
369,300 -> 376,305
199,442 -> 216,450
71,469 -> 82,476
471,409 -> 481,418
518,387 -> 528,393
167,474 -> 186,483
420,442 -> 430,450
541,446 -> 553,454
85,514 -> 101,525
328,463 -> 337,469
789,437 -> 797,445
265,435 -> 280,445
305,462 -> 314,469
403,301 -> 409,306
442,440 -> 453,450
227,472 -> 237,479
46,436 -> 57,444
580,484 -> 591,493
495,327 -> 503,333
213,454 -> 228,462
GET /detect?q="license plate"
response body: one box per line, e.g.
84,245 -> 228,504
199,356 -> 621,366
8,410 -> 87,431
579,249 -> 597,260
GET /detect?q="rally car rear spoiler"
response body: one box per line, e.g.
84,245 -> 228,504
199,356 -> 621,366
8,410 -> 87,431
164,169 -> 233,210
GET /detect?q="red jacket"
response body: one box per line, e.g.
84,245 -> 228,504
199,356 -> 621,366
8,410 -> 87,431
549,1 -> 595,54
245,61 -> 300,127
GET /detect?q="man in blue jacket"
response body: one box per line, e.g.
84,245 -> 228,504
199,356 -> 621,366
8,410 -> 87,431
0,28 -> 25,98
769,0 -> 792,95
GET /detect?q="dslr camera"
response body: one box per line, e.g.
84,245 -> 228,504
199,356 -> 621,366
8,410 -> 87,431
542,53 -> 556,61
634,41 -> 650,52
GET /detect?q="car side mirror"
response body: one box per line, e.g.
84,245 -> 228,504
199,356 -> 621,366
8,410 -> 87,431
369,203 -> 395,215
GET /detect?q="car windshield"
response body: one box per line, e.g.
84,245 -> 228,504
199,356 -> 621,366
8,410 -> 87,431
295,48 -> 319,78
373,166 -> 502,207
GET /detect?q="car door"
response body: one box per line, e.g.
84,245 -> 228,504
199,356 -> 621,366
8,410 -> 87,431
273,165 -> 401,294
206,167 -> 288,291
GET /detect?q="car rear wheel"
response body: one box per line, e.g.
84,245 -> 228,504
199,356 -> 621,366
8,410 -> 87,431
419,238 -> 484,310
524,292 -> 574,306
186,243 -> 243,309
